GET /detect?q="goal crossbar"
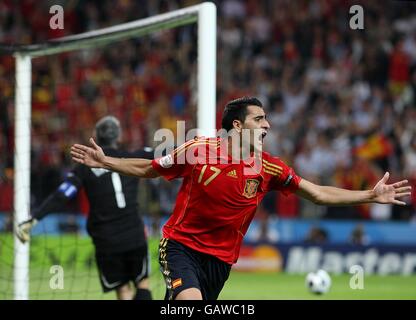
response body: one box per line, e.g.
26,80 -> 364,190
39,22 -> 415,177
17,4 -> 207,57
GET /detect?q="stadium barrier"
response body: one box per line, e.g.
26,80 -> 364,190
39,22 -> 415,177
235,242 -> 416,275
244,218 -> 416,245
2,213 -> 415,245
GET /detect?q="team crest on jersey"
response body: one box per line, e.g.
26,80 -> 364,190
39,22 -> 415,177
243,179 -> 259,199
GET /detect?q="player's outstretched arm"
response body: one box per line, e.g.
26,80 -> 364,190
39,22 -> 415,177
296,172 -> 411,206
15,175 -> 81,243
71,138 -> 160,178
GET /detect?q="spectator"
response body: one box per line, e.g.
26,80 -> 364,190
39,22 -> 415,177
305,226 -> 328,244
349,224 -> 370,245
0,168 -> 13,232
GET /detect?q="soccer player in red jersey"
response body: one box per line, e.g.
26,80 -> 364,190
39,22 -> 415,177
71,97 -> 411,300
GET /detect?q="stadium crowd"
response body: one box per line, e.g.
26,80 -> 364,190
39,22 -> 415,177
1,0 -> 416,222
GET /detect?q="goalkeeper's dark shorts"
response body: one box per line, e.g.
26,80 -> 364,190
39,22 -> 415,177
95,244 -> 149,292
159,238 -> 231,300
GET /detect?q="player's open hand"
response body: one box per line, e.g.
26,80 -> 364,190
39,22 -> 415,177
71,138 -> 106,168
15,218 -> 37,243
372,172 -> 412,205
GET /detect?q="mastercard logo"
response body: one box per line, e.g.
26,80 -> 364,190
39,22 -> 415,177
235,245 -> 283,272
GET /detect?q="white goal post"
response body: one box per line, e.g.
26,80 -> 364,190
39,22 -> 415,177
12,2 -> 216,300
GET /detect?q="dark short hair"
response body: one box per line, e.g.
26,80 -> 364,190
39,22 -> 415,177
221,96 -> 263,131
95,116 -> 121,146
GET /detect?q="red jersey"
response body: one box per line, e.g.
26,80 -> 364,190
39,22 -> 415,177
151,137 -> 301,264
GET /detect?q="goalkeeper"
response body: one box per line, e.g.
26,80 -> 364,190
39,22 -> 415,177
16,116 -> 153,300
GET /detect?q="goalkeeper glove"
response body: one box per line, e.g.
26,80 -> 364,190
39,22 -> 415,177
15,218 -> 38,243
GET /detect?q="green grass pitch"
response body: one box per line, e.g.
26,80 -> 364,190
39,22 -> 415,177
1,234 -> 415,300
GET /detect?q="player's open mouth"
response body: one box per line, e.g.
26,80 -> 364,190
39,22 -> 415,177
259,131 -> 267,144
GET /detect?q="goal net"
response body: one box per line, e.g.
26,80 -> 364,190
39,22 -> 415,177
0,2 -> 216,300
